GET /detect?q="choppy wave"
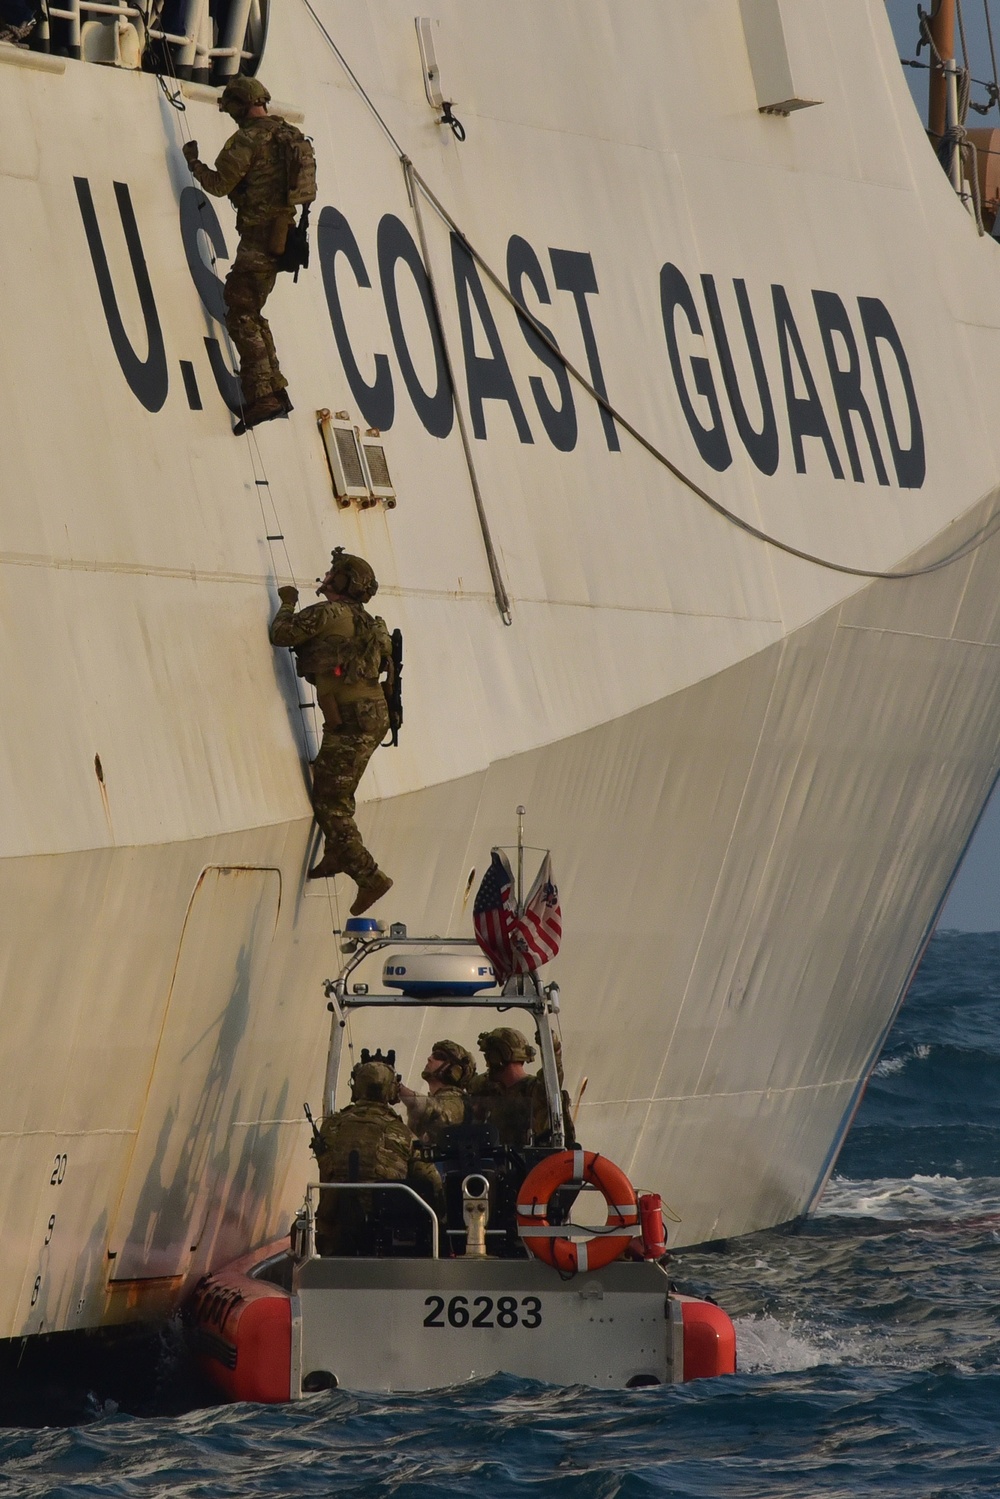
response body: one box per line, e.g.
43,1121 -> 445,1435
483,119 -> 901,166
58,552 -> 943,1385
5,1368 -> 1000,1499
816,1174 -> 1000,1221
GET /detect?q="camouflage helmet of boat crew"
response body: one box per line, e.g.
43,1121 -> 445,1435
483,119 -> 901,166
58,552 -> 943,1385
425,1039 -> 476,1089
328,546 -> 378,603
350,1059 -> 399,1104
478,1027 -> 536,1069
218,74 -> 271,115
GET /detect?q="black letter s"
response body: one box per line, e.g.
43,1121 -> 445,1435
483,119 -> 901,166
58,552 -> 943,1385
506,234 -> 577,452
178,187 -> 241,413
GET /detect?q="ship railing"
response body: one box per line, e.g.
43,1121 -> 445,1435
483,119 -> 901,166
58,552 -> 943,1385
300,1182 -> 440,1260
48,3 -> 142,16
38,0 -> 260,78
47,0 -> 140,51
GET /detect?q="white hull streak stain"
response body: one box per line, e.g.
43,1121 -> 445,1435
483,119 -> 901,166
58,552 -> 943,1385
3,0 -> 1000,1336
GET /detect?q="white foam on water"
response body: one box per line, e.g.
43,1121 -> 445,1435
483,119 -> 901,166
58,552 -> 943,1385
871,1043 -> 932,1078
734,1315 -> 864,1374
816,1174 -> 1000,1221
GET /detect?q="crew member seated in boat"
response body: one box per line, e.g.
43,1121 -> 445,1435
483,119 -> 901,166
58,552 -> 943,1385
398,1040 -> 477,1146
270,548 -> 394,915
315,1059 -> 443,1257
0,0 -> 40,45
182,75 -> 297,434
469,1028 -> 577,1148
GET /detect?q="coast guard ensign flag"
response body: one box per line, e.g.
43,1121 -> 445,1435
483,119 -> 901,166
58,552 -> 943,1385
512,853 -> 562,973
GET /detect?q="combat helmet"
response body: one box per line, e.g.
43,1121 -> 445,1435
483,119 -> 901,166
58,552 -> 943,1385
350,1059 -> 399,1104
218,74 -> 271,115
478,1027 -> 536,1069
328,546 -> 378,603
425,1039 -> 476,1089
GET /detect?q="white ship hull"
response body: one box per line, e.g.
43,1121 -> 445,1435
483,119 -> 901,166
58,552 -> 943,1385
3,0 -> 1000,1339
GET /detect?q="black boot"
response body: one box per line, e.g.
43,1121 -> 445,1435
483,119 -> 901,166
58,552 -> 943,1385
233,392 -> 288,436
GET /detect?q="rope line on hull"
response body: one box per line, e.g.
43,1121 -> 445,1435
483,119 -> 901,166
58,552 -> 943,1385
299,0 -> 1000,584
403,158 -> 512,624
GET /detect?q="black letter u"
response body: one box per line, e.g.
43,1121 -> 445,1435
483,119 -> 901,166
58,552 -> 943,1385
75,178 -> 168,413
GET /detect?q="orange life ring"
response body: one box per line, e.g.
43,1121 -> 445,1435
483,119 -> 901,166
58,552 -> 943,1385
517,1149 -> 639,1273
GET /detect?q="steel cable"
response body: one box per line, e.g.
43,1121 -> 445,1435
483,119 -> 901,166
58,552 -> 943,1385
299,0 -> 1000,584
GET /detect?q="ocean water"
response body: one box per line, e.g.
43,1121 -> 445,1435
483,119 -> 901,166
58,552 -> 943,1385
4,929 -> 1000,1496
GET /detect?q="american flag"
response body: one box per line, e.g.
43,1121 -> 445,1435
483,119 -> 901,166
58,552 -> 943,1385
512,853 -> 562,974
473,849 -> 516,985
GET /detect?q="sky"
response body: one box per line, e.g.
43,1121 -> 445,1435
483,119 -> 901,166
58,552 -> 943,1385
886,0 -> 1000,120
883,1 -> 1000,930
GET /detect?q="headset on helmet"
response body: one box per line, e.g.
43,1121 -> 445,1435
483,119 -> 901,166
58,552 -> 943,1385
350,1052 -> 399,1104
218,75 -> 271,113
328,546 -> 378,603
478,1027 -> 536,1068
426,1039 -> 476,1089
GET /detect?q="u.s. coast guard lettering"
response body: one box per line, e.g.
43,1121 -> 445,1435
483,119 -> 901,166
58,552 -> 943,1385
75,177 -> 925,489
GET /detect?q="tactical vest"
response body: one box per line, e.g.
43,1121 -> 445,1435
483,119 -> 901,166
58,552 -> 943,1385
272,119 -> 317,207
317,1102 -> 413,1184
470,1075 -> 577,1147
295,604 -> 391,687
225,117 -> 287,224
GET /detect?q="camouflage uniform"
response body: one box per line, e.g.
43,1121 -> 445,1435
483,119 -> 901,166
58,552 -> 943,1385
468,1072 -> 576,1148
315,1064 -> 443,1256
188,114 -> 292,404
270,592 -> 391,884
406,1085 -> 469,1147
469,1028 -> 577,1148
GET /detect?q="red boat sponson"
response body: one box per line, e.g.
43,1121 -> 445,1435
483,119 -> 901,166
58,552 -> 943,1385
679,1297 -> 737,1380
186,1240 -> 291,1404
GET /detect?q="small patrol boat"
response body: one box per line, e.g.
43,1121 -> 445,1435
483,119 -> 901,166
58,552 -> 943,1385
185,920 -> 736,1400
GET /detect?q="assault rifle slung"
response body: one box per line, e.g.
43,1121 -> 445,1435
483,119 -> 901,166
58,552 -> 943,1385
383,628 -> 403,746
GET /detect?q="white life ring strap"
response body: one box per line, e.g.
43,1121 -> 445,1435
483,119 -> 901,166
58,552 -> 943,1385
516,1223 -> 643,1239
517,1203 -> 638,1221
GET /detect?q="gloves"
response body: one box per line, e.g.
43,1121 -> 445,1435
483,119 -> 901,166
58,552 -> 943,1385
277,585 -> 299,605
182,140 -> 199,165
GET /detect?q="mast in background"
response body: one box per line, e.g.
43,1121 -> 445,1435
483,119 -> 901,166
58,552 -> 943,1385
927,0 -> 957,139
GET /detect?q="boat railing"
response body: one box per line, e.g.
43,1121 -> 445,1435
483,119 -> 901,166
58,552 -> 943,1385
321,934 -> 565,1147
301,1181 -> 440,1260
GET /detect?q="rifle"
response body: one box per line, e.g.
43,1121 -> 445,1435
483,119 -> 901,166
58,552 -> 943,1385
383,628 -> 403,747
303,1102 -> 325,1159
279,204 -> 311,281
